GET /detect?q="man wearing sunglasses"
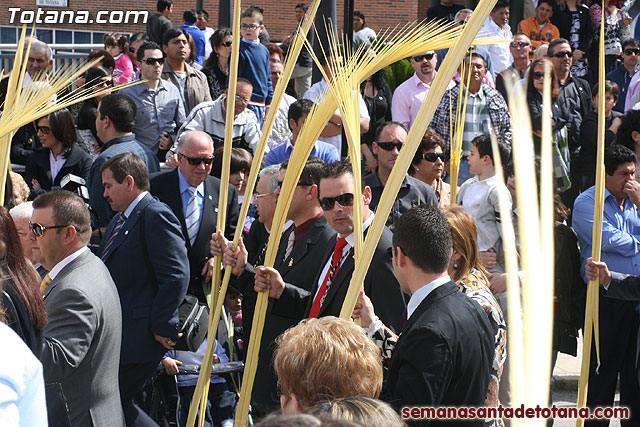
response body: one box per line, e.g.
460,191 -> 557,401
254,160 -> 407,334
89,94 -> 160,228
608,38 -> 640,113
99,152 -> 189,426
392,51 -> 455,131
151,130 -> 239,303
167,79 -> 261,167
496,33 -> 532,103
365,122 -> 437,227
31,191 -> 124,427
119,41 -> 186,159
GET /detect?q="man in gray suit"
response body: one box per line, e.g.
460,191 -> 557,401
30,190 -> 124,426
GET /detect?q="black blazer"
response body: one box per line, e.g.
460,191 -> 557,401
25,145 -> 92,191
275,225 -> 408,333
551,4 -> 593,55
1,274 -> 43,359
381,280 -> 494,426
233,215 -> 336,413
150,168 -> 239,303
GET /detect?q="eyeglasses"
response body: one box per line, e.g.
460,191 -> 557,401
551,51 -> 572,58
254,192 -> 272,199
412,53 -> 435,62
510,41 -> 530,48
319,193 -> 355,211
532,71 -> 545,79
129,46 -> 136,53
37,126 -> 51,134
29,221 -> 69,237
240,23 -> 261,30
423,152 -> 448,162
276,180 -> 312,189
142,57 -> 165,65
376,141 -> 403,151
221,41 -> 232,47
624,48 -> 640,56
178,153 -> 214,166
235,95 -> 251,104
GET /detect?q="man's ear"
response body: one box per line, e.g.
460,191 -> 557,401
632,130 -> 640,144
362,185 -> 372,206
371,142 -> 379,156
280,393 -> 302,415
125,175 -> 136,191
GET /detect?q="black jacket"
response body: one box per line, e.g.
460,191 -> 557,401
381,280 -> 494,426
551,3 -> 594,54
25,145 -> 92,192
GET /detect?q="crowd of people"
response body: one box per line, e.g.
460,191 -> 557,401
2,0 -> 640,426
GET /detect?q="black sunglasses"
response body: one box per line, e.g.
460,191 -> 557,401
377,141 -> 403,151
423,152 -> 448,162
551,51 -> 572,58
510,41 -> 530,48
221,41 -> 232,47
142,57 -> 165,65
129,46 -> 136,53
37,125 -> 51,134
179,153 -> 214,166
624,48 -> 640,56
276,180 -> 312,188
532,71 -> 545,79
319,193 -> 355,211
29,221 -> 69,237
412,53 -> 435,62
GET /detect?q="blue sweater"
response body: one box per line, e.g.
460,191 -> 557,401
264,140 -> 340,166
238,38 -> 273,105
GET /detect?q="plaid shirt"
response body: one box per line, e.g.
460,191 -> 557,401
429,83 -> 512,154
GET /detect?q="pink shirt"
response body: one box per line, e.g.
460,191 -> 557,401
112,53 -> 134,84
391,72 -> 455,130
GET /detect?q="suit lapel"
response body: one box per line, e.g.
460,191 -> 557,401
318,245 -> 354,317
165,169 -> 189,244
34,151 -> 53,188
194,177 -> 218,248
102,194 -> 152,261
275,226 -> 293,271
43,250 -> 91,299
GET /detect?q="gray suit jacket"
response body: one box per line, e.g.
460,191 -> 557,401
41,248 -> 125,427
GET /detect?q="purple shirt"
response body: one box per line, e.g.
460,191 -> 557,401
391,72 -> 455,130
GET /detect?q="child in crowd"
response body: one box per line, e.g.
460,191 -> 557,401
224,286 -> 244,361
162,339 -> 237,427
237,7 -> 273,125
457,134 -> 512,272
103,33 -> 133,84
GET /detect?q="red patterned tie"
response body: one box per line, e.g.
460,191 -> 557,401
309,237 -> 348,318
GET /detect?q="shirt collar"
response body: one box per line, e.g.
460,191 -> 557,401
103,133 -> 136,150
177,167 -> 205,196
242,37 -> 260,45
344,211 -> 375,247
49,247 -> 89,280
407,275 -> 451,319
124,191 -> 148,218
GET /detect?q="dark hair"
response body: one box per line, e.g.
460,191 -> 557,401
130,32 -> 148,45
157,0 -> 172,12
295,3 -> 308,12
100,152 -> 150,191
360,68 -> 387,93
592,80 -> 620,101
472,134 -> 511,167
622,38 -> 640,50
526,58 -> 560,100
32,190 -> 92,242
242,6 -> 264,24
88,49 -> 115,71
320,160 -> 365,191
617,110 -> 640,153
281,157 -> 326,186
354,11 -> 365,25
392,205 -> 452,274
205,28 -> 232,69
493,0 -> 509,11
38,108 -> 77,157
103,33 -> 128,53
0,207 -> 47,329
183,8 -> 197,24
288,99 -> 314,128
137,41 -> 163,62
605,144 -> 636,176
163,27 -> 189,47
211,147 -> 252,179
548,38 -> 571,56
537,0 -> 554,8
264,43 -> 284,61
84,66 -> 111,89
98,94 -> 137,133
410,129 -> 446,175
197,9 -> 209,20
375,121 -> 407,142
468,52 -> 487,68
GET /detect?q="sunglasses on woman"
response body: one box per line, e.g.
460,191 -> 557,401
422,152 -> 448,162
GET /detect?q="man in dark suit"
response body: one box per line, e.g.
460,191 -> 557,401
99,152 -> 189,426
215,158 -> 336,414
31,190 -> 124,426
151,130 -> 239,303
379,205 -> 494,426
255,159 -> 407,332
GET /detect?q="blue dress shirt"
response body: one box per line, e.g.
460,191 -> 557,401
264,140 -> 340,167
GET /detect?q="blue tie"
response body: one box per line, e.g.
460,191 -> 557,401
184,186 -> 200,245
101,213 -> 126,261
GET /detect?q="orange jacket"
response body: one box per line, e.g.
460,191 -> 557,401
517,16 -> 560,49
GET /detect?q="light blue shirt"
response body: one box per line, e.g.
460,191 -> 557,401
573,186 -> 640,278
407,275 -> 451,319
264,139 -> 340,167
178,168 -> 204,223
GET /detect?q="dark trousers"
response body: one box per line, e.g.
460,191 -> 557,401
586,297 -> 640,427
177,382 -> 237,427
120,354 -> 165,427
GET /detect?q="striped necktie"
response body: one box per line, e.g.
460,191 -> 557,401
40,273 -> 52,294
101,213 -> 126,261
185,186 -> 200,245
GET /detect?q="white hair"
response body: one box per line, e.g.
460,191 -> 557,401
9,201 -> 34,221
